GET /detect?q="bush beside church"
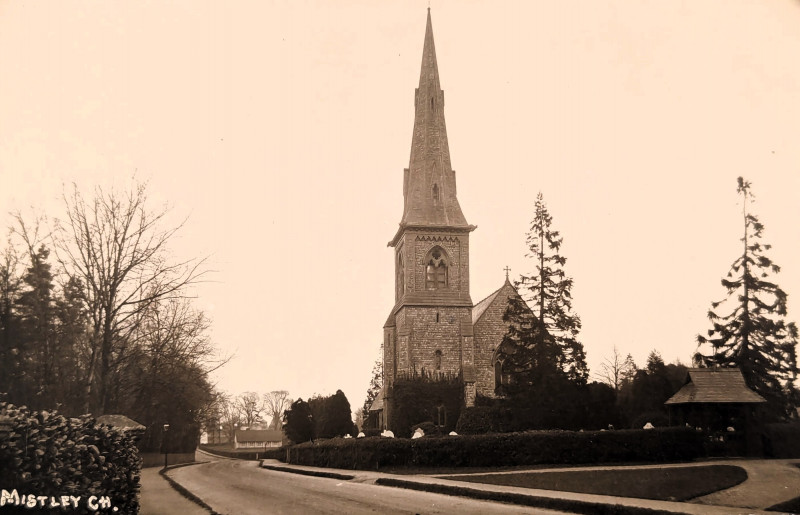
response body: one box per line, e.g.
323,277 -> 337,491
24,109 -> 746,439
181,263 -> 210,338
279,427 -> 703,470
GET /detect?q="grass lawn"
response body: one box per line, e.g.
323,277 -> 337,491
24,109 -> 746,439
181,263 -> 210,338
440,465 -> 747,502
767,496 -> 800,512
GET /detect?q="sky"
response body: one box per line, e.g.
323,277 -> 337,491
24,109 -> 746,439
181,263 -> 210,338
1,1 -> 799,414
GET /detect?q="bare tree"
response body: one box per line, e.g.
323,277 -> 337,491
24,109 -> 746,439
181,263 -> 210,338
123,296 -> 223,448
54,181 -> 206,414
596,345 -> 627,392
217,393 -> 241,443
262,390 -> 292,430
235,391 -> 263,427
0,237 -> 22,398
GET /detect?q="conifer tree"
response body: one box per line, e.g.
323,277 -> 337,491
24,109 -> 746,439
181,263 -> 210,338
361,346 -> 383,420
695,177 -> 798,419
283,398 -> 314,443
501,192 -> 588,387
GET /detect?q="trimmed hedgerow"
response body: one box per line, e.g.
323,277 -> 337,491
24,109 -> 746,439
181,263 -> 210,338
455,406 -> 518,434
0,401 -> 141,514
282,427 -> 703,470
764,422 -> 800,458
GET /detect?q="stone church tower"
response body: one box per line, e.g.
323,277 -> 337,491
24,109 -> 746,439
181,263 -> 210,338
383,9 -> 479,426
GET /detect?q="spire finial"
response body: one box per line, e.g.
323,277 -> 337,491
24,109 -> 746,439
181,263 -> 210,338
504,266 -> 511,280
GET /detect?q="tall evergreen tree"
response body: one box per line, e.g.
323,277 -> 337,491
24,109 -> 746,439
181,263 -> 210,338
501,192 -> 588,387
283,398 -> 314,444
695,177 -> 798,419
361,346 -> 383,423
15,244 -> 57,408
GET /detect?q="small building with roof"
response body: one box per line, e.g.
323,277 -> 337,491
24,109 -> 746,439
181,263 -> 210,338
666,367 -> 766,454
234,429 -> 284,449
96,414 -> 146,433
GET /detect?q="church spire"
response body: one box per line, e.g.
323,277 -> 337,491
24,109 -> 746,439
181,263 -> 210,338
394,9 -> 471,242
418,8 -> 441,95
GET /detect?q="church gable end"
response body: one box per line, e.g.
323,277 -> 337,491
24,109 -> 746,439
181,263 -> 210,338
473,279 -> 521,397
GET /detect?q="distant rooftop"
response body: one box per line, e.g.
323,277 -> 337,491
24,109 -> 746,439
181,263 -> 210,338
96,414 -> 145,431
234,429 -> 283,443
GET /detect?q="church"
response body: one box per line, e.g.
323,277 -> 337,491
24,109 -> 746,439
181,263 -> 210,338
373,10 -> 519,431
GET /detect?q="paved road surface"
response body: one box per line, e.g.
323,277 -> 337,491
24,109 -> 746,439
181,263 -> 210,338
139,467 -> 208,515
168,457 -> 562,514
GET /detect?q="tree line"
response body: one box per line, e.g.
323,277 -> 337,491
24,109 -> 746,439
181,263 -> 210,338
0,182 -> 222,451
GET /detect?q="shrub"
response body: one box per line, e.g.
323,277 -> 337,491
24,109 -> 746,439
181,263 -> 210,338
390,372 -> 463,437
0,401 -> 141,514
456,406 -> 517,434
764,422 -> 800,458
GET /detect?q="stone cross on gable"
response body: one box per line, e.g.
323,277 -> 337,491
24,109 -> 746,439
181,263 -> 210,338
504,266 -> 511,280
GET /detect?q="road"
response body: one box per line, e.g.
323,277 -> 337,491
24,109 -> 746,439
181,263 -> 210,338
167,456 -> 562,514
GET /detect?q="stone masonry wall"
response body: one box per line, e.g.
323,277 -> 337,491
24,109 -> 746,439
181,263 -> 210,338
473,282 -> 518,397
397,305 -> 472,376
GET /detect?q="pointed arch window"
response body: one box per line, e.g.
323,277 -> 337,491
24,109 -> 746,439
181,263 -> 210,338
434,350 -> 442,371
495,357 -> 512,394
425,247 -> 448,290
432,183 -> 439,203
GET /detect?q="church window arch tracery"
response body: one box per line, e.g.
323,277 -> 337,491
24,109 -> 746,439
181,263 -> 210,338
424,246 -> 448,290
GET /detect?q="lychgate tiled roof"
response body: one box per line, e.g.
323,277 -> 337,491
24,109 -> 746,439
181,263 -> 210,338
665,368 -> 766,405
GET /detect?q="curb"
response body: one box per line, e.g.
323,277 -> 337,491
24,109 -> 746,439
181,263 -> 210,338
159,463 -> 219,515
260,461 -> 355,480
375,477 -> 688,515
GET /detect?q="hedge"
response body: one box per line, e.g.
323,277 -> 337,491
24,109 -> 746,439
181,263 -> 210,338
764,422 -> 800,458
0,402 -> 141,514
281,427 -> 704,470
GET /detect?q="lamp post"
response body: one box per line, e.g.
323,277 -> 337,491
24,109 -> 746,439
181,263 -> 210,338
162,424 -> 170,469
